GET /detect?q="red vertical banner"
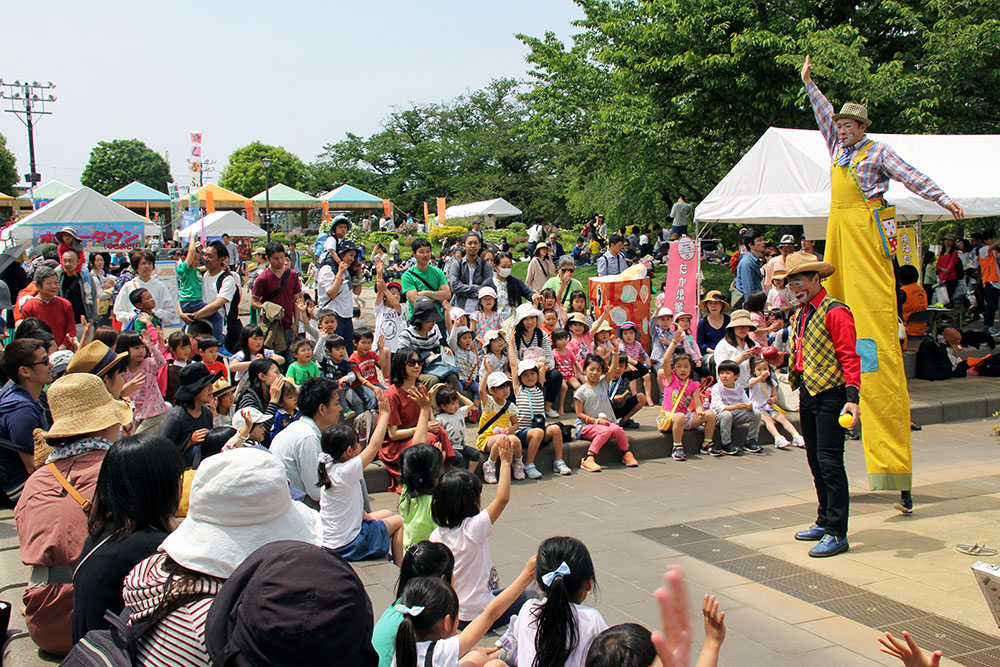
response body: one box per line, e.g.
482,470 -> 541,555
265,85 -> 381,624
423,202 -> 430,228
244,200 -> 255,222
206,190 -> 216,214
321,201 -> 330,222
436,197 -> 446,225
382,199 -> 392,218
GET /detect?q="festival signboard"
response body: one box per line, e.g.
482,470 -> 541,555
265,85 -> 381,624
664,236 -> 701,337
32,222 -> 144,251
895,226 -> 919,274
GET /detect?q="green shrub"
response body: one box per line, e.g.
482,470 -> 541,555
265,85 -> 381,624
506,222 -> 526,235
429,225 -> 468,246
514,242 -> 529,256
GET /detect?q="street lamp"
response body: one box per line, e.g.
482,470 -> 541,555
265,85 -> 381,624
260,157 -> 273,243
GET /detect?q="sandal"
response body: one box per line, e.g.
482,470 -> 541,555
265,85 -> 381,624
954,543 -> 998,556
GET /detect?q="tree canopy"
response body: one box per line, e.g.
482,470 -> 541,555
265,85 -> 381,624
219,141 -> 309,196
0,132 -> 16,196
80,138 -> 172,196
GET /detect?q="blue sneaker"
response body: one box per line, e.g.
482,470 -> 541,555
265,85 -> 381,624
794,524 -> 825,541
809,534 -> 850,557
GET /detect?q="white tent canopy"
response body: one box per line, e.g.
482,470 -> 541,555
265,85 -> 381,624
444,198 -> 522,220
695,127 -> 1000,237
176,211 -> 266,238
1,186 -> 161,242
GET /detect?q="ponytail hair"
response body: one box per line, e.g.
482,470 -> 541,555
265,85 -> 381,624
315,424 -> 357,489
393,577 -> 459,667
533,536 -> 596,667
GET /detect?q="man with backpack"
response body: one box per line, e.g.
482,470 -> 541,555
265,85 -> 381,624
185,241 -> 241,349
252,241 -> 303,350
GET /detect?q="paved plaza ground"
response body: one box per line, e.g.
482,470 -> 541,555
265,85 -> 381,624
5,414 -> 998,666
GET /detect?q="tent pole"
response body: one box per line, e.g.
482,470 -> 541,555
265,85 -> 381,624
916,217 -> 923,281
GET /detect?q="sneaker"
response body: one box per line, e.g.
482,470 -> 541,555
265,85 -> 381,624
699,443 -> 711,455
722,442 -> 741,456
482,459 -> 498,484
621,419 -> 641,430
809,534 -> 850,557
794,524 -> 825,541
494,616 -> 518,664
622,451 -> 639,467
512,458 -> 526,480
671,446 -> 686,461
988,327 -> 1000,337
744,440 -> 762,453
774,436 -> 791,449
893,496 -> 914,515
580,455 -> 602,472
545,409 -> 560,418
792,434 -> 805,448
342,409 -> 356,422
552,459 -> 572,475
524,462 -> 543,479
708,445 -> 725,457
846,428 -> 861,441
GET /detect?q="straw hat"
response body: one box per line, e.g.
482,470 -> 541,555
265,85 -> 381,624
66,341 -> 128,378
698,290 -> 731,313
482,329 -> 505,347
593,320 -> 613,335
212,378 -> 234,398
832,102 -> 872,127
784,252 -> 835,279
727,309 -> 760,330
161,448 -> 322,579
42,374 -> 132,440
772,269 -> 788,282
533,242 -> 550,255
566,312 -> 588,327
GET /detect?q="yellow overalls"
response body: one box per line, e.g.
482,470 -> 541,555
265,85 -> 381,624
824,143 -> 912,491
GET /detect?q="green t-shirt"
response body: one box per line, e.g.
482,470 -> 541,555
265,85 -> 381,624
542,275 -> 586,307
400,488 -> 436,547
286,360 -> 320,385
400,265 -> 447,317
176,260 -> 203,303
371,599 -> 403,667
132,314 -> 161,333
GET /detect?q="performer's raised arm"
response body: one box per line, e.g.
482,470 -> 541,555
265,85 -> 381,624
801,55 -> 839,157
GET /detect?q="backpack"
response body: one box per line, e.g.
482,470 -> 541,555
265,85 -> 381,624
975,353 -> 1000,377
61,609 -> 138,667
915,340 -> 953,381
218,271 -> 243,354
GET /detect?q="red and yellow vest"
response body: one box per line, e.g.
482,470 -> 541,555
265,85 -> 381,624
791,294 -> 847,396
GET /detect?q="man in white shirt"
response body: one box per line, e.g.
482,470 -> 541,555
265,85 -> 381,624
270,376 -> 348,509
184,241 -> 238,341
389,235 -> 401,263
317,239 -> 363,353
527,215 -> 545,256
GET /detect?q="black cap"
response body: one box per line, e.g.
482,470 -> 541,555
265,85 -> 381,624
173,363 -> 224,401
205,541 -> 378,667
410,296 -> 442,324
338,239 -> 359,255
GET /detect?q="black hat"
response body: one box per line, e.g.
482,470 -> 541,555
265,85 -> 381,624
338,239 -> 359,255
205,540 -> 378,667
174,362 -> 224,402
410,296 -> 442,324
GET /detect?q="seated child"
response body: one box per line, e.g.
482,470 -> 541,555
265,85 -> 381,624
551,328 -> 579,415
660,331 -> 716,461
432,385 -> 481,472
766,309 -> 791,357
482,329 -> 508,375
608,352 -> 646,430
270,381 -> 299,440
448,325 -> 480,404
318,396 -> 404,565
650,306 -> 674,390
321,335 -> 361,420
211,378 -> 235,428
567,290 -> 593,326
347,327 -> 380,411
541,308 -> 560,338
575,352 -> 638,473
711,360 -> 762,455
743,291 -> 769,347
126,287 -> 161,333
617,321 -> 654,407
766,270 -> 793,315
671,312 -> 703,372
311,308 -> 339,367
286,337 -> 321,385
510,358 -> 570,480
160,331 -> 192,404
748,357 -> 803,449
198,336 -> 229,380
565,313 -> 594,368
472,286 -> 503,339
477,363 -> 522,485
224,407 -> 273,451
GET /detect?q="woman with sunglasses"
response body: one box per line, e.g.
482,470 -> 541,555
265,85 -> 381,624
381,347 -> 455,493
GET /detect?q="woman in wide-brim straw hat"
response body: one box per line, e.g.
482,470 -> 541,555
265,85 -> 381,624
712,309 -> 760,387
66,340 -> 130,399
697,289 -> 732,359
14,373 -> 133,655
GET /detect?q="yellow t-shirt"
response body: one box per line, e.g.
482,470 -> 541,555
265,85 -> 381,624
588,240 -> 601,255
176,469 -> 197,517
475,397 -> 517,451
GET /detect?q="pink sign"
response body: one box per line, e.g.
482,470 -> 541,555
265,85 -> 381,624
664,236 -> 700,337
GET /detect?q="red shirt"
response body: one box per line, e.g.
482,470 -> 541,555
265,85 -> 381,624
21,296 -> 76,347
797,288 -> 861,393
203,359 -> 229,381
348,350 -> 379,387
252,266 -> 302,330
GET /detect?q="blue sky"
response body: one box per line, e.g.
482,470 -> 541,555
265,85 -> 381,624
0,0 -> 584,190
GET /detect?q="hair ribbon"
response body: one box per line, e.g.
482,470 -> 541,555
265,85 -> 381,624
541,561 -> 571,586
394,604 -> 425,617
318,452 -> 334,465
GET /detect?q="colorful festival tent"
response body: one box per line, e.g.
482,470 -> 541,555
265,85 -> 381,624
320,184 -> 383,209
108,181 -> 172,207
252,183 -> 320,209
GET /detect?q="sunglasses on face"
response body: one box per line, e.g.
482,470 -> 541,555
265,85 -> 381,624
26,357 -> 51,367
406,358 -> 423,367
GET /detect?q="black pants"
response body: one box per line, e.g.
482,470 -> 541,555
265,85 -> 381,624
544,368 -> 563,405
612,394 -> 639,420
984,283 -> 1000,329
799,384 -> 850,538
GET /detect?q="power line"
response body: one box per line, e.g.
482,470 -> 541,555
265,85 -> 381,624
0,78 -> 57,205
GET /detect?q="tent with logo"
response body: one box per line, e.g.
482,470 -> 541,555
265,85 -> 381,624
694,127 -> 1000,239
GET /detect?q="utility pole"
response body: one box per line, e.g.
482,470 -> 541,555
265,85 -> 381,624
0,79 -> 57,207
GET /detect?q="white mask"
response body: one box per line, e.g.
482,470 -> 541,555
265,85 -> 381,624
498,267 -> 512,278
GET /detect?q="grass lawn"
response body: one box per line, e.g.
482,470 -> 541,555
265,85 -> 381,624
511,257 -> 733,301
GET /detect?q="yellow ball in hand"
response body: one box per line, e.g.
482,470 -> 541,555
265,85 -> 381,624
838,413 -> 853,429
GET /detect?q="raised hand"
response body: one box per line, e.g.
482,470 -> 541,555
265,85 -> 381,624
651,565 -> 693,667
237,409 -> 254,438
377,334 -> 386,351
269,376 -> 286,403
121,374 -> 146,397
877,631 -> 942,667
702,594 -> 726,647
407,384 -> 432,409
801,54 -> 812,84
138,312 -> 153,325
376,387 -> 390,413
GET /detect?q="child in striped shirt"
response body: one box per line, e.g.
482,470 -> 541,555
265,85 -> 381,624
617,321 -> 655,407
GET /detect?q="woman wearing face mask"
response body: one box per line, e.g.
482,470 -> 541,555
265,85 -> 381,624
488,252 -> 535,321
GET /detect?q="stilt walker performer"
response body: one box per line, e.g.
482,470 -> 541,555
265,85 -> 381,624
801,56 -> 964,513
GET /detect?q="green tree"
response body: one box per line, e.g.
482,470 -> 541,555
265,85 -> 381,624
80,139 -> 172,195
0,132 -> 16,195
517,0 -> 1000,230
219,141 -> 309,196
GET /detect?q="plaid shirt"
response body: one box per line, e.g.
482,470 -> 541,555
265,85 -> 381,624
806,83 -> 952,207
